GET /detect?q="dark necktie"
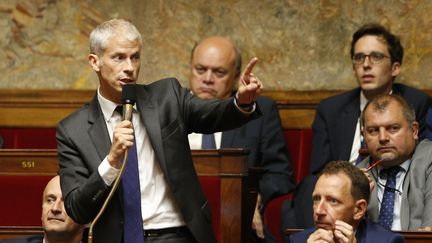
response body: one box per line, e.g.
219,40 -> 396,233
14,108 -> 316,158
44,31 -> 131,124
201,133 -> 216,149
115,106 -> 145,242
378,166 -> 401,230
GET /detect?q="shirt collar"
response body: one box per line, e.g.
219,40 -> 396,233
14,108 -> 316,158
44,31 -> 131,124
97,87 -> 120,122
360,91 -> 368,112
360,89 -> 393,112
377,158 -> 411,176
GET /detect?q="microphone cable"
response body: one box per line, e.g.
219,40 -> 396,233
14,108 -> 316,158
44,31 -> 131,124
88,85 -> 136,243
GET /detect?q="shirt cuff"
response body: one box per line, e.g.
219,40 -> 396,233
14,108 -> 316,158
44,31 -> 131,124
98,157 -> 120,186
233,94 -> 256,114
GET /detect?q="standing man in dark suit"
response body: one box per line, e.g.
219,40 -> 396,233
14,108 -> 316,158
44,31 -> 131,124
1,176 -> 85,243
57,19 -> 263,243
310,23 -> 430,174
288,161 -> 404,243
188,36 -> 295,242
358,94 -> 432,231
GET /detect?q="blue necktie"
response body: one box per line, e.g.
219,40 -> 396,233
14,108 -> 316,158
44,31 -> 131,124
378,166 -> 401,230
201,133 -> 216,149
116,106 -> 144,243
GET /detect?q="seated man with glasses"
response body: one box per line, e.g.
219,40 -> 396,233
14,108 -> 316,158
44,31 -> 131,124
281,23 -> 431,230
358,94 -> 432,231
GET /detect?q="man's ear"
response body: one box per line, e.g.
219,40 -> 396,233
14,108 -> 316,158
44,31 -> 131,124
353,199 -> 367,221
391,62 -> 401,77
411,121 -> 419,141
89,54 -> 100,72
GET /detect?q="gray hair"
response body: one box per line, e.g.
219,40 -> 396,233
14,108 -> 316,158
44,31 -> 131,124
89,19 -> 142,55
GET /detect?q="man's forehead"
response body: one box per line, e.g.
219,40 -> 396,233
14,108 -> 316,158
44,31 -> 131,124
354,35 -> 389,53
314,173 -> 350,194
364,104 -> 405,125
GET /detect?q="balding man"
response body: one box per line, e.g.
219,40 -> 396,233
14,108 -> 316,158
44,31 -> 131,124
188,36 -> 295,242
2,176 -> 84,243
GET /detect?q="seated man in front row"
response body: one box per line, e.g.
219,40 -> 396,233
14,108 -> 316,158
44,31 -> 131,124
2,175 -> 84,243
288,160 -> 404,243
358,94 -> 432,230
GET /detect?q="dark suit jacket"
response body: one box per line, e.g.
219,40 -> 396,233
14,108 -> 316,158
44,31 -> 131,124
310,83 -> 431,174
0,235 -> 43,243
426,107 -> 432,140
221,96 -> 295,205
56,78 -> 261,243
287,219 -> 405,243
357,139 -> 432,230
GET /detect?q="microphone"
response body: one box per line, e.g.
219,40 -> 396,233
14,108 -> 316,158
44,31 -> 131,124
88,84 -> 138,243
121,83 -> 138,121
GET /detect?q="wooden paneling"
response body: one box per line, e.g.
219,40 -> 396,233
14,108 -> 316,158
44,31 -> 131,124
0,149 -> 58,175
0,89 -> 342,129
0,148 -> 256,243
0,89 -> 94,128
1,89 -> 431,129
0,226 -> 43,240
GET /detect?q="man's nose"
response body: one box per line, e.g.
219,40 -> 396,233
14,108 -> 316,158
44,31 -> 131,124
378,128 -> 389,143
124,58 -> 134,73
51,199 -> 63,213
314,201 -> 327,215
203,70 -> 214,84
363,56 -> 372,68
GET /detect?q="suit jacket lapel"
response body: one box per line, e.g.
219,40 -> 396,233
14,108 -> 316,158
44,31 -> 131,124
86,95 -> 124,207
135,88 -> 167,173
87,96 -> 111,161
337,96 -> 360,159
358,157 -> 380,221
401,164 -> 411,229
365,157 -> 380,221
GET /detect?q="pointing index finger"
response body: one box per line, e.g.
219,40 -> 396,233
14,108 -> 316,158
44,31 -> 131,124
242,57 -> 259,83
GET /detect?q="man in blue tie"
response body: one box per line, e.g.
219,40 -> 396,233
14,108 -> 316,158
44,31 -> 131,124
188,36 -> 295,242
288,160 -> 404,243
57,19 -> 263,243
358,94 -> 432,231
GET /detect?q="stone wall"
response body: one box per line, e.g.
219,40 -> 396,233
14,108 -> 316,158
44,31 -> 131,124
1,0 -> 431,90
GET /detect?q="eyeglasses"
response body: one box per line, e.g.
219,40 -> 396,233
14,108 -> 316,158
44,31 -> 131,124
352,52 -> 390,65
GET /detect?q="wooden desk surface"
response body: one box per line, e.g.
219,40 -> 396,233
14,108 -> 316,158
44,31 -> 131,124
284,228 -> 432,243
